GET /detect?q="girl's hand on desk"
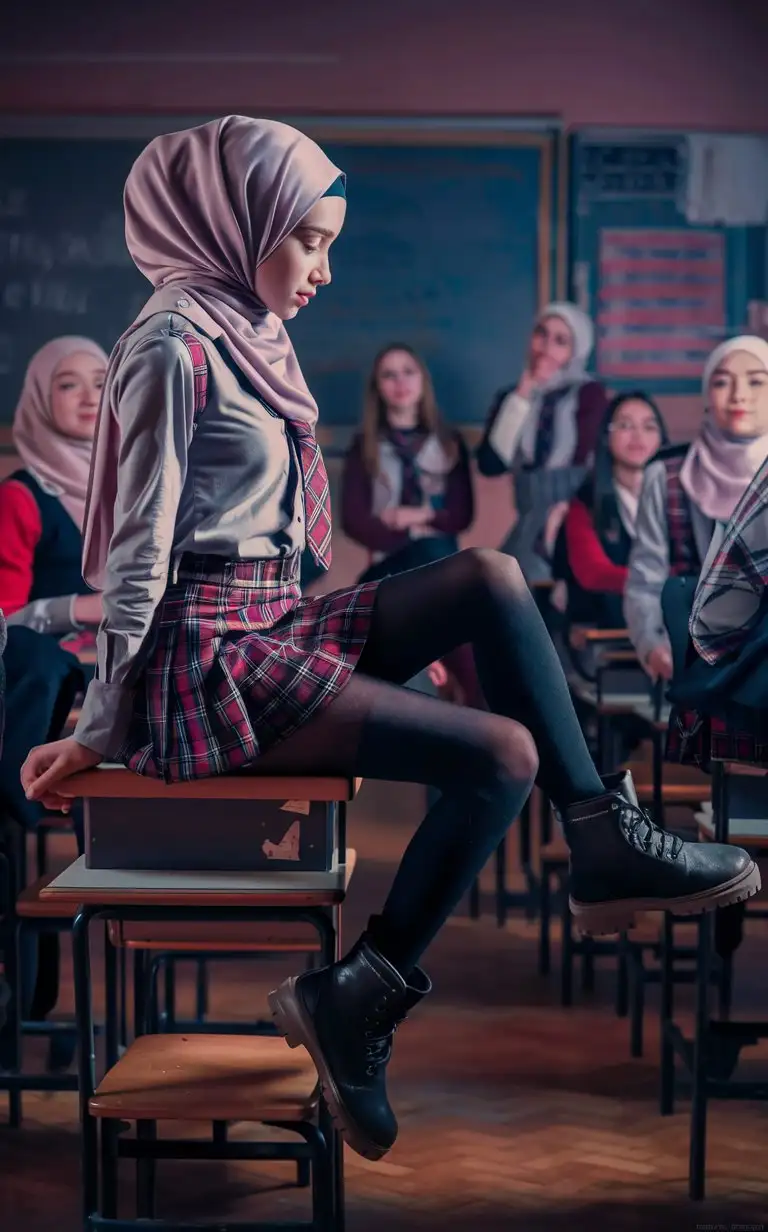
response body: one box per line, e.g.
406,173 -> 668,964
21,737 -> 102,813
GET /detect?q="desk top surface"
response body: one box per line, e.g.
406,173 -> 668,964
40,851 -> 357,907
63,765 -> 362,802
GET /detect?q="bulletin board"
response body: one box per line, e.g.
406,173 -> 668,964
569,129 -> 767,394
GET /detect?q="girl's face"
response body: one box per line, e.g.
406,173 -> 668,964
255,196 -> 346,321
376,349 -> 424,422
608,398 -> 663,469
529,313 -> 574,380
50,351 -> 106,441
708,349 -> 768,437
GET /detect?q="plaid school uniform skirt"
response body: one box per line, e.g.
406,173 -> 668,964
120,553 -> 380,783
666,705 -> 768,770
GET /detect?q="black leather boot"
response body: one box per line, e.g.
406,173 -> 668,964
268,932 -> 431,1160
562,771 -> 760,935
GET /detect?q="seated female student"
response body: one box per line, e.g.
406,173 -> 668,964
0,337 -> 107,643
341,343 -> 474,584
20,117 -> 758,1166
477,302 -> 607,582
665,340 -> 768,760
625,336 -> 768,682
341,342 -> 480,703
557,392 -> 668,631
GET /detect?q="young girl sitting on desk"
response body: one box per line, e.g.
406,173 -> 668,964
20,116 -> 759,1165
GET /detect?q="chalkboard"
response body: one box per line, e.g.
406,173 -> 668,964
0,132 -> 552,427
570,130 -> 768,395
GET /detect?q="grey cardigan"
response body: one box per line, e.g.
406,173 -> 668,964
624,457 -> 714,666
74,293 -> 307,760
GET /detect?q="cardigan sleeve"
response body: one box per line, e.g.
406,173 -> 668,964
428,434 -> 474,535
476,388 -> 529,476
74,331 -> 196,758
339,435 -> 411,554
0,479 -> 42,616
623,461 -> 672,665
573,381 -> 608,465
564,499 -> 628,594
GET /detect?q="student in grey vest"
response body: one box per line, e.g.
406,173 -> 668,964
625,336 -> 768,682
477,303 -> 607,581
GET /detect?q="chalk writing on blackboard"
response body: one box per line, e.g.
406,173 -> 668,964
596,228 -> 725,379
578,143 -> 684,207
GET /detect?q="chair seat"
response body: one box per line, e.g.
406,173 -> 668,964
63,765 -> 361,802
15,875 -> 77,919
89,1033 -> 319,1122
109,919 -> 322,952
634,781 -> 711,806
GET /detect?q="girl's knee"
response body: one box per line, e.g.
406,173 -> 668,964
480,715 -> 539,794
460,547 -> 527,595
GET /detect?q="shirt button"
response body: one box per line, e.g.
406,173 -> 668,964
176,297 -> 190,308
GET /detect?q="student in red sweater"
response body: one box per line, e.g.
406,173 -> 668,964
0,337 -> 107,642
554,391 -> 668,631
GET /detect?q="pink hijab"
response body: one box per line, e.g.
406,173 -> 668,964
680,335 -> 768,523
13,336 -> 108,531
83,115 -> 343,588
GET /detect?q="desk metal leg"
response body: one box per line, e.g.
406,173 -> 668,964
690,914 -> 712,1201
495,839 -> 507,928
660,913 -> 675,1115
73,907 -> 99,1229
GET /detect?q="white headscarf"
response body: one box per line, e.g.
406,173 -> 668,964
518,302 -> 596,467
679,334 -> 768,522
13,336 -> 108,531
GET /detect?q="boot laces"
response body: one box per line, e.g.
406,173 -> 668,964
363,997 -> 405,1076
618,799 -> 683,861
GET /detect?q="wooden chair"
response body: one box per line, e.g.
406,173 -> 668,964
661,760 -> 768,1200
88,1033 -> 332,1226
0,870 -> 81,1125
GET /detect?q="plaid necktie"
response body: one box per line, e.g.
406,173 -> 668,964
292,423 -> 333,570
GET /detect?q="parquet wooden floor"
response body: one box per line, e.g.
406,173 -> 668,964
2,779 -> 767,1230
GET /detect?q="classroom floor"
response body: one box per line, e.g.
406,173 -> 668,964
3,778 -> 768,1231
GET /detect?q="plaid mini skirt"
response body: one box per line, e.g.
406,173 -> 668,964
666,705 -> 768,770
120,553 -> 379,783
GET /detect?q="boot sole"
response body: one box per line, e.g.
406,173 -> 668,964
570,860 -> 761,936
268,977 -> 391,1162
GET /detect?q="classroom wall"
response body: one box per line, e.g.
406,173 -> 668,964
2,0 -> 768,131
2,0 -> 761,583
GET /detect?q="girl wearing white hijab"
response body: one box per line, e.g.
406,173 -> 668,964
0,337 -> 107,637
625,335 -> 768,681
477,302 -> 608,581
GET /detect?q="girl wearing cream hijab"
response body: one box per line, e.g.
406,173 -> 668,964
477,302 -> 608,581
625,335 -> 768,681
